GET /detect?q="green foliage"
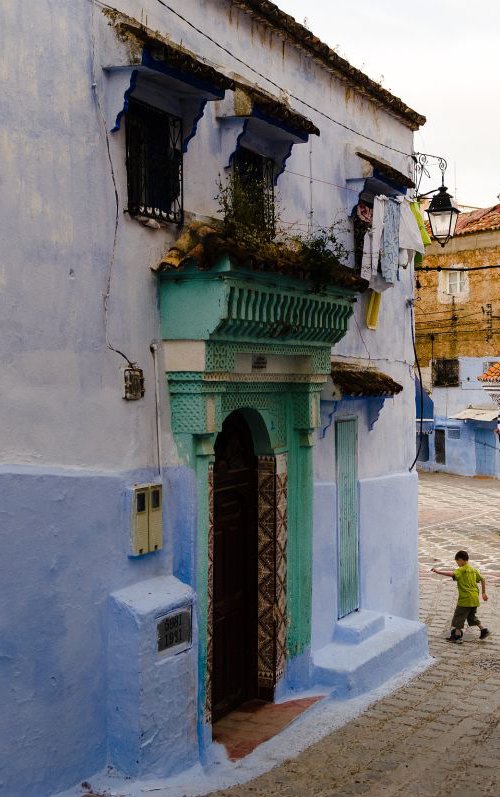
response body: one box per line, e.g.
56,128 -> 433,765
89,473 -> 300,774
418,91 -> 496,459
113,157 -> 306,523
294,225 -> 350,292
216,173 -> 349,292
217,169 -> 277,243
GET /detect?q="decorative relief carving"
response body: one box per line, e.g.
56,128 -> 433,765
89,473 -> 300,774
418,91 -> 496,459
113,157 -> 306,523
257,454 -> 288,691
206,464 -> 214,724
274,453 -> 288,684
205,341 -> 331,374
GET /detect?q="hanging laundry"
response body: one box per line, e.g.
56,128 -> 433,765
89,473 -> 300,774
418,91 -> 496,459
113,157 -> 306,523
410,201 -> 431,246
371,195 -> 386,272
357,201 -> 373,225
359,196 -> 394,291
398,199 -> 425,269
380,199 -> 400,284
410,201 -> 432,267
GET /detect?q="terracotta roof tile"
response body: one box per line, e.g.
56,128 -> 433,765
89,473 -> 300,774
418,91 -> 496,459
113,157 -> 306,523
233,81 -> 320,136
331,361 -> 403,397
478,362 -> 500,382
106,13 -> 235,93
157,221 -> 369,292
455,204 -> 500,236
231,1 -> 425,130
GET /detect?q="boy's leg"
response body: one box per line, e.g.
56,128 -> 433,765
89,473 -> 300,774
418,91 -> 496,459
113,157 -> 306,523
467,607 -> 480,628
466,608 -> 490,639
449,606 -> 467,642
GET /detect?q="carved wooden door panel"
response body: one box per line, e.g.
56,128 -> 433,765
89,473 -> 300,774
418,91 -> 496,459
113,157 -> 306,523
212,412 -> 258,721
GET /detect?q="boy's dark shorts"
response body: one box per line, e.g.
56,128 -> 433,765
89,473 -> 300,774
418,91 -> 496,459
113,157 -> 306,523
452,605 -> 480,629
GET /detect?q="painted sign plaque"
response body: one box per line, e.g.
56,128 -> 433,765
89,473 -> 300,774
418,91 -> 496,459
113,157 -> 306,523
157,606 -> 192,654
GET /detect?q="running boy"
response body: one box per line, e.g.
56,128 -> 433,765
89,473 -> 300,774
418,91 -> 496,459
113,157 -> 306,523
431,550 -> 490,643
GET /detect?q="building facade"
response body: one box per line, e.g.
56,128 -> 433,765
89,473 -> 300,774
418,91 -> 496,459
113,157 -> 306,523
415,205 -> 500,476
1,2 -> 428,794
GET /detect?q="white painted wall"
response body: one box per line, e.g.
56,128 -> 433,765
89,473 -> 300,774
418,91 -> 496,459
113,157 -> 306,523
1,0 -> 416,474
0,3 -> 422,793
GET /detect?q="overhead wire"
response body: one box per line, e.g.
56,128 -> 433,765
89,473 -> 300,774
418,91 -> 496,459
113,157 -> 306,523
90,0 -> 417,160
417,264 -> 500,272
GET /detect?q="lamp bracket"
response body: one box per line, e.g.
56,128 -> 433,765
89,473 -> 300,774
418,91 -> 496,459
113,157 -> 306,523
412,152 -> 448,195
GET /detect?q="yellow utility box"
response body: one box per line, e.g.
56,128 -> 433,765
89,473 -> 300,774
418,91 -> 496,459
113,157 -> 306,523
131,484 -> 163,556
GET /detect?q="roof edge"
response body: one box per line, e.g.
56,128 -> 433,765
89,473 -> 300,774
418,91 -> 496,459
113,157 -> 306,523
230,0 -> 426,130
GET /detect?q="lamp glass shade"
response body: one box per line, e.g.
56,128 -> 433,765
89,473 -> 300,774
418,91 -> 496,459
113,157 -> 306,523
426,186 -> 460,246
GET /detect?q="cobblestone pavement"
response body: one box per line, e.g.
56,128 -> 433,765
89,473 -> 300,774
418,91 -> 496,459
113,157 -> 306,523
209,472 -> 500,797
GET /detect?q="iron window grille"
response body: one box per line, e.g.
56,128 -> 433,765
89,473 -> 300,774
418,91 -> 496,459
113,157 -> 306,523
232,147 -> 276,237
126,98 -> 183,224
432,358 -> 459,387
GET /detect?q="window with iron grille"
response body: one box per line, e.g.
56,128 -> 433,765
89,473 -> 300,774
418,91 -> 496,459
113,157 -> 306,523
432,358 -> 459,387
231,147 -> 275,237
447,427 -> 461,440
126,98 -> 183,224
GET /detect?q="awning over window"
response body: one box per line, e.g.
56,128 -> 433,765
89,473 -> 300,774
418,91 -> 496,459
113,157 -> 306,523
217,84 -> 319,176
356,152 -> 415,190
105,13 -> 235,150
450,407 -> 498,422
331,362 -> 403,398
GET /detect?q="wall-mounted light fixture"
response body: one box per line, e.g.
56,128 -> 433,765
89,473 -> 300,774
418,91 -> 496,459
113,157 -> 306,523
413,153 -> 461,247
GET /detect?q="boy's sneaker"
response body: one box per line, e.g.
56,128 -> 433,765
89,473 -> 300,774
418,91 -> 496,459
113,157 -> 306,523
447,631 -> 463,643
480,628 -> 490,640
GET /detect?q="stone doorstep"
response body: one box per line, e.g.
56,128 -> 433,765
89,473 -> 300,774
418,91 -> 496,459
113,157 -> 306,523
212,696 -> 323,761
312,615 -> 429,698
332,609 -> 386,644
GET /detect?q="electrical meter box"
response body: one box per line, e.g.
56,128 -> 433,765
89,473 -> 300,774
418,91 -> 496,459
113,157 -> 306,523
130,484 -> 163,556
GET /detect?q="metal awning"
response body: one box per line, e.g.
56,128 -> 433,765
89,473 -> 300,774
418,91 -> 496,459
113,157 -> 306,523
450,406 -> 498,422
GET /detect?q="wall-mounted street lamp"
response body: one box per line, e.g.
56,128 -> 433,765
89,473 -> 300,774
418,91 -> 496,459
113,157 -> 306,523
413,153 -> 461,247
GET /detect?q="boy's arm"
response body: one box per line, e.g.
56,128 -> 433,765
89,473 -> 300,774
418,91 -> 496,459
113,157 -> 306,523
480,576 -> 488,601
430,568 -> 455,577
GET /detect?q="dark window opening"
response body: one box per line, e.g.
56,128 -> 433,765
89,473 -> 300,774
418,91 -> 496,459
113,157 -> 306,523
416,433 -> 429,462
432,358 -> 459,387
448,427 -> 461,440
126,98 -> 183,224
435,429 -> 446,464
231,147 -> 275,237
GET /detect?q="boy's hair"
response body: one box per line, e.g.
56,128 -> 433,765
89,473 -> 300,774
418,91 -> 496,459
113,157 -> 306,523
455,550 -> 469,561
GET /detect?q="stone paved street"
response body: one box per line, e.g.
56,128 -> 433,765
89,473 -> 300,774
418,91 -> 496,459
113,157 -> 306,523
209,472 -> 500,797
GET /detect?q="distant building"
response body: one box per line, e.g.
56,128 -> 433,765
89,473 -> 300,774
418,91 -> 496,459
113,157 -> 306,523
1,1 -> 428,794
415,204 -> 500,476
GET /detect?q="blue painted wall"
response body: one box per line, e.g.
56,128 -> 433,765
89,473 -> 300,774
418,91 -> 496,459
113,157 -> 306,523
312,389 -> 420,653
0,465 -> 197,797
419,357 -> 500,477
0,0 -> 422,793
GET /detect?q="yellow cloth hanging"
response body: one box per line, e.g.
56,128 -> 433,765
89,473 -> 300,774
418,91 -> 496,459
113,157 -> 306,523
411,201 -> 431,268
366,290 -> 382,330
410,201 -> 431,246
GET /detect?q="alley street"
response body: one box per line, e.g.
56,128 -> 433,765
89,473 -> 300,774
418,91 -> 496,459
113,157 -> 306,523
209,472 -> 500,797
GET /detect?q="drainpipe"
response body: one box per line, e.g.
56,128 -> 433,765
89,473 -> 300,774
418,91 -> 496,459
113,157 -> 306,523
150,341 -> 163,478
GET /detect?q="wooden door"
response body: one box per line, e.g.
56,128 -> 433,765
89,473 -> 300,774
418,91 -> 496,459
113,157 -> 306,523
475,427 -> 495,476
212,412 -> 258,721
336,419 -> 359,619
